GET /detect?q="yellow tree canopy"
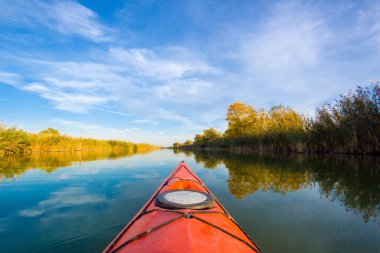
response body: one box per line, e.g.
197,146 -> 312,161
225,102 -> 260,137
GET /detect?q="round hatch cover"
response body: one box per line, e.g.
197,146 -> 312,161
156,190 -> 215,209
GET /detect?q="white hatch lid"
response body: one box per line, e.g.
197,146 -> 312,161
156,190 -> 215,209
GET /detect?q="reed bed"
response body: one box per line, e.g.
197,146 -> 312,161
0,127 -> 159,154
176,84 -> 379,155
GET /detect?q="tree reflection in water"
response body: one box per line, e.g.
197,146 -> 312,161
190,150 -> 379,223
0,149 -> 155,180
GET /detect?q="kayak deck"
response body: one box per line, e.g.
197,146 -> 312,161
103,161 -> 262,253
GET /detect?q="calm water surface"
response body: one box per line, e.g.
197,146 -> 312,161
0,149 -> 379,253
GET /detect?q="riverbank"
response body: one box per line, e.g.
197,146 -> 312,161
175,144 -> 379,155
0,126 -> 160,155
174,84 -> 380,155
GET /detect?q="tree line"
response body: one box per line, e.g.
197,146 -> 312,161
174,83 -> 380,154
0,126 -> 159,155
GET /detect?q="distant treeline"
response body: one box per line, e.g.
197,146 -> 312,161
0,126 -> 159,154
174,84 -> 380,154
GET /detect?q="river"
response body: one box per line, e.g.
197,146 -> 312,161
0,149 -> 379,252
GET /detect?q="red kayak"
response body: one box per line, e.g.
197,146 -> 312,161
103,161 -> 262,253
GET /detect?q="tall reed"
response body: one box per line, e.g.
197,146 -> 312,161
0,126 -> 159,154
178,84 -> 379,155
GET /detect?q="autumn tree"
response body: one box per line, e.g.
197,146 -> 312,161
266,105 -> 306,145
193,128 -> 222,147
225,102 -> 258,137
0,126 -> 30,154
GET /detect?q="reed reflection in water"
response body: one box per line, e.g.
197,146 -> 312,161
0,149 -> 155,181
184,150 -> 380,223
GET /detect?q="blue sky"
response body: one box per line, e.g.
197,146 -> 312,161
0,0 -> 379,146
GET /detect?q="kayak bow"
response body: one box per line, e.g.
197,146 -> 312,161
103,161 -> 262,253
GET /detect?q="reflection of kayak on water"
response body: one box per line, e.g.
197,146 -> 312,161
103,161 -> 262,253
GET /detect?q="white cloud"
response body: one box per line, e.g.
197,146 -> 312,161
132,119 -> 159,125
0,0 -> 109,42
155,78 -> 217,104
43,77 -> 104,89
242,21 -> 322,72
19,187 -> 106,217
53,119 -> 112,131
109,47 -> 186,79
24,83 -> 109,113
237,3 -> 327,81
7,44 -> 220,128
109,46 -> 218,79
153,109 -> 195,126
0,71 -> 21,86
221,2 -> 379,113
52,119 -> 188,146
50,1 -> 110,41
101,109 -> 131,117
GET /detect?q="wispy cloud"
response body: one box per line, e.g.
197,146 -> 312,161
109,46 -> 218,79
0,71 -> 21,86
0,0 -> 109,42
220,2 -> 380,113
101,109 -> 131,117
53,119 -> 118,132
24,83 -> 109,113
52,119 -> 189,145
154,78 -> 217,104
4,44 -> 219,127
132,119 -> 159,125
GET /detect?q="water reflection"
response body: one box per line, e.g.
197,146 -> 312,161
0,149 -> 378,253
188,150 -> 380,222
19,186 -> 106,218
0,149 -> 155,181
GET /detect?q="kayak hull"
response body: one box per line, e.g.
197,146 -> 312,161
103,161 -> 261,253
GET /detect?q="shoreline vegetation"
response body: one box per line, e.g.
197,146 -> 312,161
174,84 -> 380,155
0,126 -> 160,155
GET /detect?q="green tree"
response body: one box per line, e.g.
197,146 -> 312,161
184,140 -> 193,145
39,128 -> 60,136
267,105 -> 305,145
193,128 -> 222,147
173,142 -> 182,148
